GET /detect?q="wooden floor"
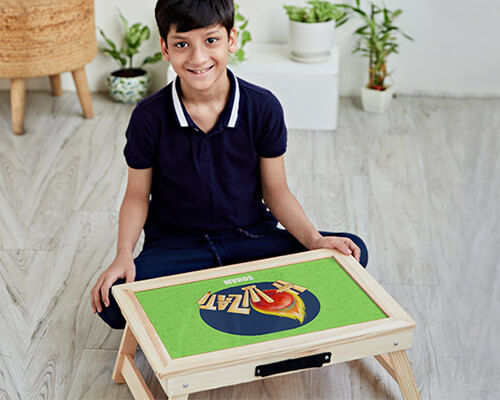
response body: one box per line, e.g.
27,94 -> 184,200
0,90 -> 498,399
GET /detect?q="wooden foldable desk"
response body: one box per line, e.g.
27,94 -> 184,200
111,249 -> 420,399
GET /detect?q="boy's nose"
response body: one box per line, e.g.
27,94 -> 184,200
190,45 -> 209,65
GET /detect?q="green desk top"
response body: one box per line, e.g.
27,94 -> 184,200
135,257 -> 387,359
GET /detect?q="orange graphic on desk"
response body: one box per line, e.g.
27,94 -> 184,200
197,280 -> 307,324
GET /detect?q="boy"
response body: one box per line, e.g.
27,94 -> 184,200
91,0 -> 368,329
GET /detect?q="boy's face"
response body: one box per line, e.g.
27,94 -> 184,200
161,23 -> 237,91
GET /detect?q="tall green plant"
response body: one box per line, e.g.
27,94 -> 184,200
229,3 -> 252,64
283,1 -> 348,26
98,9 -> 162,70
339,0 -> 413,90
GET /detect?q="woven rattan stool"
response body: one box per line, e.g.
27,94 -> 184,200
0,0 -> 98,135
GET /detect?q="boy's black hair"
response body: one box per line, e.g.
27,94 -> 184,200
155,0 -> 234,44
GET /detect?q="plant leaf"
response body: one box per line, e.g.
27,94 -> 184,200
140,26 -> 150,42
393,9 -> 402,18
239,20 -> 248,30
142,52 -> 162,66
103,49 -> 127,66
240,30 -> 251,47
235,48 -> 245,61
98,28 -> 117,51
118,8 -> 128,33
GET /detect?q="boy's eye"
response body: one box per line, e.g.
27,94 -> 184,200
175,42 -> 188,48
206,37 -> 217,44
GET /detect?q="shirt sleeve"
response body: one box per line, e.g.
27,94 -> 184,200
123,105 -> 157,169
255,92 -> 288,158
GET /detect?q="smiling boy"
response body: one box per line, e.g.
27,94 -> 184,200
91,0 -> 368,329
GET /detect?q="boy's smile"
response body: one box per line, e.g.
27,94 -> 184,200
160,23 -> 237,97
187,65 -> 214,76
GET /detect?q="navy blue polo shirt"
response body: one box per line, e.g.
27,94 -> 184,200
123,67 -> 287,236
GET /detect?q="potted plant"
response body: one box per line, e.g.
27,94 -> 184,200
98,9 -> 162,103
339,0 -> 414,113
283,1 -> 348,63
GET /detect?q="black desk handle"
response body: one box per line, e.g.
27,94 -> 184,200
255,352 -> 332,377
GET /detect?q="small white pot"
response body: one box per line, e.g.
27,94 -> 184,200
288,20 -> 335,63
361,85 -> 395,113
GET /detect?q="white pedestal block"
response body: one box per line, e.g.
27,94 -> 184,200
230,43 -> 339,131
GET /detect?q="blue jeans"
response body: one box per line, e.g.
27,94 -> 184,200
97,221 -> 369,329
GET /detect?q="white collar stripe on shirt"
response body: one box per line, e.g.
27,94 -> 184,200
172,77 -> 189,127
171,68 -> 239,128
227,73 -> 239,128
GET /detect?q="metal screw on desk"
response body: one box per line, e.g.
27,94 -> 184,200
183,382 -> 189,388
325,355 -> 330,361
256,369 -> 260,375
394,340 -> 399,346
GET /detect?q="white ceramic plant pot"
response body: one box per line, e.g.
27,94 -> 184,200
288,20 -> 335,63
106,68 -> 151,104
361,85 -> 395,113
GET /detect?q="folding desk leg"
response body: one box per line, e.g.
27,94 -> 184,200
387,350 -> 421,400
112,323 -> 138,383
374,353 -> 398,381
112,323 -> 156,399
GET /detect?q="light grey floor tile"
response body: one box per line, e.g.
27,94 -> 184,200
0,90 -> 497,399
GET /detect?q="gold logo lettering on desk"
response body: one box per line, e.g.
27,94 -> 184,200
197,280 -> 307,323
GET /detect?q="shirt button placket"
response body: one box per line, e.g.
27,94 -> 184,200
199,140 -> 209,162
200,139 -> 215,224
198,139 -> 212,204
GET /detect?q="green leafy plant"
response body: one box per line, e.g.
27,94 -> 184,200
229,2 -> 252,64
283,1 -> 348,26
338,0 -> 414,90
97,9 -> 162,72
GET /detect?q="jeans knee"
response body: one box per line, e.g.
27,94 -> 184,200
348,234 -> 369,268
98,308 -> 126,329
96,279 -> 127,330
319,231 -> 369,269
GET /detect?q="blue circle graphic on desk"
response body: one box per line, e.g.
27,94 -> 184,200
197,280 -> 320,336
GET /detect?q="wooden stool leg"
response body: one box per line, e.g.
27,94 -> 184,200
112,323 -> 155,399
10,78 -> 26,135
388,350 -> 420,400
71,67 -> 93,118
49,74 -> 62,96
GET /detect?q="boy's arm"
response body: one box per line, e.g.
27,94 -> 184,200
260,155 -> 322,249
260,156 -> 360,260
90,167 -> 152,313
117,167 -> 152,257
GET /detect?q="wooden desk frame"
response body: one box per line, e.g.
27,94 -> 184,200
112,249 -> 420,400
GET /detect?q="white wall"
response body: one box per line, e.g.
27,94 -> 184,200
2,0 -> 499,97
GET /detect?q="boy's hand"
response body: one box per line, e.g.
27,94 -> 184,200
308,236 -> 361,262
90,254 -> 136,314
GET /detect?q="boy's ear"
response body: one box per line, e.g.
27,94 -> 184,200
228,27 -> 238,54
160,37 -> 171,62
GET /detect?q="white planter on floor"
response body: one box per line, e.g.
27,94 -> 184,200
361,85 -> 395,113
288,20 -> 335,63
